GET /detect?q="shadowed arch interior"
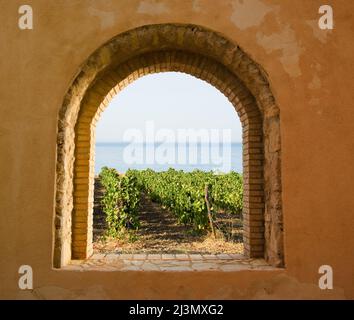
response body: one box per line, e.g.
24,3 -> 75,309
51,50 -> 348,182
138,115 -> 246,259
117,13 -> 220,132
54,24 -> 283,268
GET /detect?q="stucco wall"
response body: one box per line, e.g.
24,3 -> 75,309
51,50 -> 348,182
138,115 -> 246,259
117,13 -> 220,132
0,0 -> 353,299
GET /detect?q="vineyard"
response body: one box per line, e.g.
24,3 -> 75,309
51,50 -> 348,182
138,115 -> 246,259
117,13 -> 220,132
132,168 -> 243,230
98,167 -> 243,246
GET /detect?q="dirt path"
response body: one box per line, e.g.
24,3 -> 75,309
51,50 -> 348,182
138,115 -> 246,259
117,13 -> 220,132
93,179 -> 243,254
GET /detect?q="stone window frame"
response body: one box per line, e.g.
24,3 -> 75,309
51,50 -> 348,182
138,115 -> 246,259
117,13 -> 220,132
54,24 -> 283,268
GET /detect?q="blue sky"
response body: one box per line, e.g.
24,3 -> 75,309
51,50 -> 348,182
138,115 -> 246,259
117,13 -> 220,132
96,72 -> 242,143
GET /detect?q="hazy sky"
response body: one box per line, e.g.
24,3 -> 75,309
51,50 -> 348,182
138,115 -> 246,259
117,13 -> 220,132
96,72 -> 242,143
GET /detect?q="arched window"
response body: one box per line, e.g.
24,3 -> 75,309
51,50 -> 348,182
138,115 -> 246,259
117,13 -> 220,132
54,24 -> 283,268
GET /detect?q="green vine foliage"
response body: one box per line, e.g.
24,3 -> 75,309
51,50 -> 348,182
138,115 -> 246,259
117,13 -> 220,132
99,167 -> 140,237
130,168 -> 243,231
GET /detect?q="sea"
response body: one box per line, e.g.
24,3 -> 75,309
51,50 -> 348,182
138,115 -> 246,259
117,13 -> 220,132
95,142 -> 243,175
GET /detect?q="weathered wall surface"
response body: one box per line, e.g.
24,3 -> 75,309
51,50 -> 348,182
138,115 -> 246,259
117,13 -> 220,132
0,0 -> 353,299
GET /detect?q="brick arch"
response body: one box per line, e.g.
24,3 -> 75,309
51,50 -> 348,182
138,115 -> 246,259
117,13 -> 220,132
54,24 -> 283,268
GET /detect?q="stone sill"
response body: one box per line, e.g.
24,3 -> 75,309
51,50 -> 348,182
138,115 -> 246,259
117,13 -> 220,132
62,253 -> 281,272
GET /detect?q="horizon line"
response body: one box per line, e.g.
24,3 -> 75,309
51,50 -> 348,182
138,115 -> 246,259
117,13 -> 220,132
96,141 -> 243,144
